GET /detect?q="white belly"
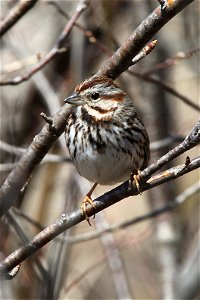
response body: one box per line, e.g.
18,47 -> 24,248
74,146 -> 134,185
67,121 -> 143,185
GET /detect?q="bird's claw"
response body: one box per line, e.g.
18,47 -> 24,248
129,170 -> 142,194
81,195 -> 96,226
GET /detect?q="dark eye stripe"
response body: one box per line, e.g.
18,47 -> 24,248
100,93 -> 125,102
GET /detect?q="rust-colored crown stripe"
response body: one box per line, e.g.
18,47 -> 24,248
75,76 -> 118,93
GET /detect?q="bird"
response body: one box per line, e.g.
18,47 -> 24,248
64,76 -> 150,225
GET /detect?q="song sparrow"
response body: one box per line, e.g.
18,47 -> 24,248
64,76 -> 150,225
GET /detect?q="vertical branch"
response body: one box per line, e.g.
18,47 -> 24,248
95,213 -> 132,299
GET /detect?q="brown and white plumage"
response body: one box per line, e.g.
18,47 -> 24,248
65,77 -> 150,186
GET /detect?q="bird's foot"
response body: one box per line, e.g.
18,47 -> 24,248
129,170 -> 142,194
81,195 -> 96,226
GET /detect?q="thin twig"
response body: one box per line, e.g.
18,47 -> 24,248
0,0 -> 88,85
5,211 -> 48,280
96,0 -> 194,80
131,40 -> 157,66
48,0 -> 112,56
0,140 -> 71,163
150,134 -> 184,151
0,134 -> 184,172
129,69 -> 200,112
142,48 -> 200,75
141,120 -> 200,180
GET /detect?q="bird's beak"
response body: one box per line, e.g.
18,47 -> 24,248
64,93 -> 83,106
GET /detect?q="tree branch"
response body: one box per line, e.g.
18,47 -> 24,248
130,69 -> 200,111
142,47 -> 200,75
62,181 -> 199,244
96,0 -> 194,80
0,0 -> 38,37
0,140 -> 71,163
0,152 -> 199,279
0,102 -> 72,217
0,0 -> 88,85
141,120 -> 200,180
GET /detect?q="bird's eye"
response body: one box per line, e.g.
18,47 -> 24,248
90,92 -> 99,100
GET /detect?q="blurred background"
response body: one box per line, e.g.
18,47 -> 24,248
0,0 -> 199,299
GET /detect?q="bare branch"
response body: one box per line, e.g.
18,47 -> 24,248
0,0 -> 88,85
95,213 -> 131,299
96,0 -> 194,80
131,40 -> 157,66
11,181 -> 200,244
150,134 -> 184,151
0,134 -> 184,172
0,103 -> 72,217
141,121 -> 200,180
143,48 -> 200,75
65,181 -> 200,244
0,140 -> 71,163
48,0 -> 112,56
174,243 -> 200,299
0,150 -> 199,278
130,69 -> 200,111
0,163 -> 16,172
5,211 -> 47,280
0,0 -> 38,37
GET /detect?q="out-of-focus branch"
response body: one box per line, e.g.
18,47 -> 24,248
5,211 -> 48,279
95,213 -> 131,299
141,121 -> 200,180
48,0 -> 112,56
150,134 -> 184,151
0,140 -> 71,163
174,243 -> 200,299
0,141 -> 199,278
96,0 -> 194,80
143,48 -> 200,75
0,134 -> 184,172
0,0 -> 88,85
130,69 -> 200,111
0,0 -> 38,37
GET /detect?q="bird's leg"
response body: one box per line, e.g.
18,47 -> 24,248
81,183 -> 98,226
129,170 -> 142,194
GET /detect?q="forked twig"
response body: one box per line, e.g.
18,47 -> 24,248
0,0 -> 88,85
